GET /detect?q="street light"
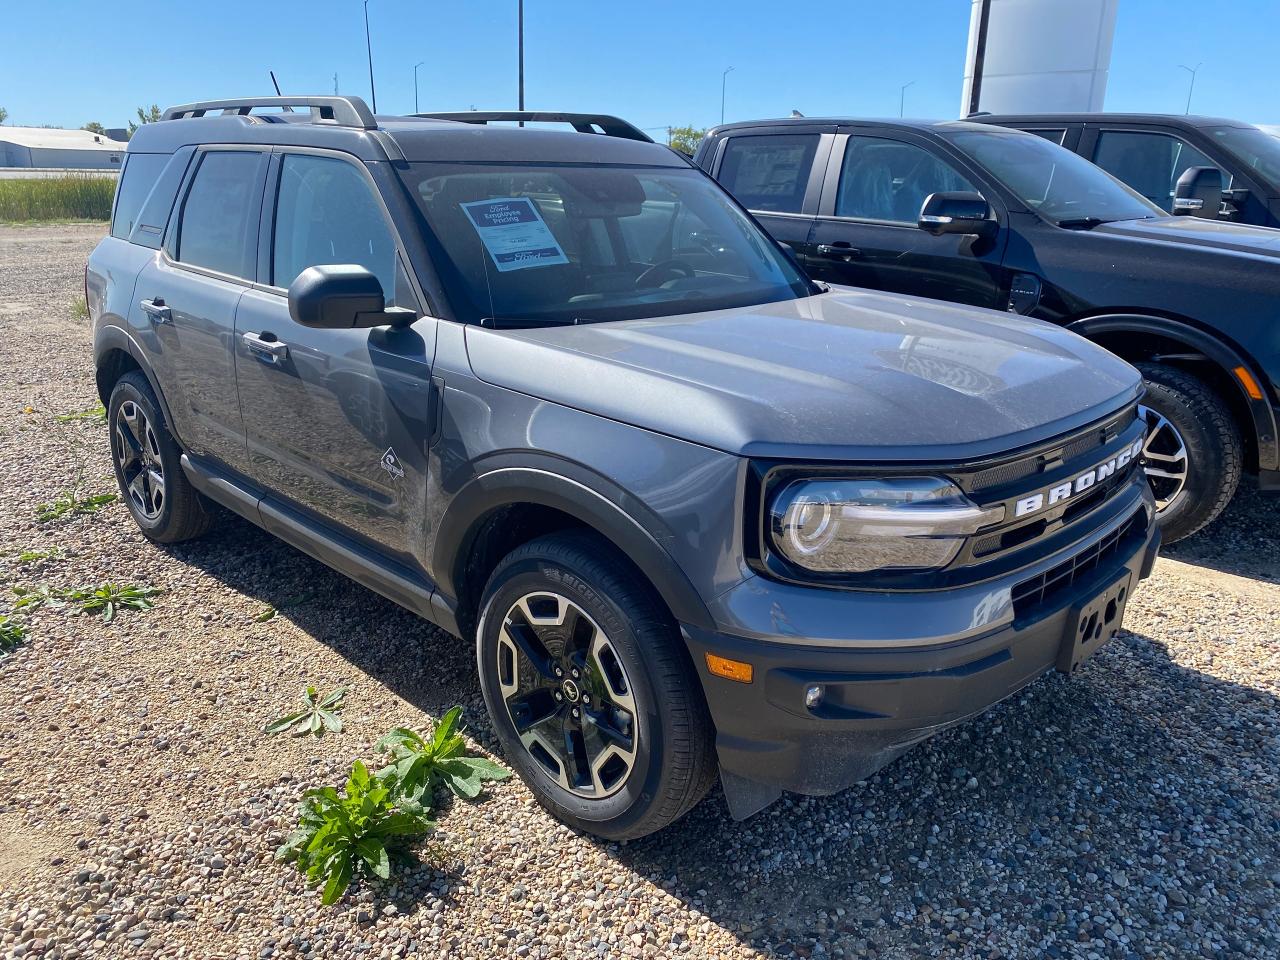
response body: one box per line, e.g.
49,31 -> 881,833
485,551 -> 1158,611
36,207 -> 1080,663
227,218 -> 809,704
899,80 -> 916,118
413,61 -> 424,114
363,0 -> 377,113
1178,63 -> 1202,115
721,66 -> 734,126
518,0 -> 525,112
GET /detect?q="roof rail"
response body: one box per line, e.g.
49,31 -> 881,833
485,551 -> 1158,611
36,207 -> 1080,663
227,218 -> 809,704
412,111 -> 653,143
161,96 -> 377,130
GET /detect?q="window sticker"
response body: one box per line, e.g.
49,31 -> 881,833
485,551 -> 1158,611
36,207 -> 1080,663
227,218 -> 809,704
461,197 -> 570,272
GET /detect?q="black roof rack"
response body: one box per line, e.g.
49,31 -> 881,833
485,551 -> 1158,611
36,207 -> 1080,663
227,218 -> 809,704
161,96 -> 377,130
412,111 -> 653,142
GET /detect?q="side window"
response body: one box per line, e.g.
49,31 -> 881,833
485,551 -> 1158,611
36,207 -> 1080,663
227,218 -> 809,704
836,136 -> 979,223
1093,131 -> 1229,212
110,153 -> 169,240
175,151 -> 263,278
272,154 -> 398,301
717,134 -> 819,214
1026,128 -> 1067,146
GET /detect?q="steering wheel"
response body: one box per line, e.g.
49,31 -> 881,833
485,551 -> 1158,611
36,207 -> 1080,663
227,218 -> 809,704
635,259 -> 696,289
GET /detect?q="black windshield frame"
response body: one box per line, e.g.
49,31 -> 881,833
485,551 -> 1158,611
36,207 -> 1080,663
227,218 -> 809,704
400,161 -> 815,327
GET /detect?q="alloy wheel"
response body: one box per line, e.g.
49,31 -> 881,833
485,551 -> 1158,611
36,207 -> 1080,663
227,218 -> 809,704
112,400 -> 165,520
496,592 -> 638,798
1138,403 -> 1189,511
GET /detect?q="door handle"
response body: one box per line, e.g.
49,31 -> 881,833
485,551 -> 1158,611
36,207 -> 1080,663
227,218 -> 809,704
242,331 -> 290,363
817,243 -> 861,259
140,298 -> 172,324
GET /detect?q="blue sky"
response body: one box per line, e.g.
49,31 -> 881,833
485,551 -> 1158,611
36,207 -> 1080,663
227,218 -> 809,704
3,0 -> 1278,132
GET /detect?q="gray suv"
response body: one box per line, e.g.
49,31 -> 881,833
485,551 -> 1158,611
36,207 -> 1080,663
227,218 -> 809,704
87,97 -> 1159,839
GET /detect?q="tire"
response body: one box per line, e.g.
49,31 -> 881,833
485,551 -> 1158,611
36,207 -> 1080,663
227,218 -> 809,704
476,531 -> 717,840
108,371 -> 213,543
1136,362 -> 1241,543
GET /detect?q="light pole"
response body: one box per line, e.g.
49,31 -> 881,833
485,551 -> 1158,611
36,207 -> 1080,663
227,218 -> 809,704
413,61 -> 424,113
518,0 -> 525,112
899,80 -> 916,118
363,0 -> 377,113
721,66 -> 734,125
1178,63 -> 1202,115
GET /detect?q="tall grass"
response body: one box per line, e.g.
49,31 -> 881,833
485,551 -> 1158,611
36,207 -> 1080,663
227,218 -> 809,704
0,174 -> 115,222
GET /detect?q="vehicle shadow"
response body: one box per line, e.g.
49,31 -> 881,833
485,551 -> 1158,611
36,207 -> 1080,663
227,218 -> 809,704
1162,478 -> 1279,583
163,512 -> 1279,958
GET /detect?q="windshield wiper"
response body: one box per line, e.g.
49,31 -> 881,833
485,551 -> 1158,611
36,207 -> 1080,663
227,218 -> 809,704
1056,216 -> 1112,230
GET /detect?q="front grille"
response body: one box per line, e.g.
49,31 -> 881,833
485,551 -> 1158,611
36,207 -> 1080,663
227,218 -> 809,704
1011,509 -> 1146,619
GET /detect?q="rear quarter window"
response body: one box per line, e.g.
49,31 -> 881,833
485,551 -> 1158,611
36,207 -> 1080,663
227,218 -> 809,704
110,153 -> 170,240
717,134 -> 819,214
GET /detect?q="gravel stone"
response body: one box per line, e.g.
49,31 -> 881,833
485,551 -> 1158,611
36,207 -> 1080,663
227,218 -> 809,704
0,224 -> 1276,959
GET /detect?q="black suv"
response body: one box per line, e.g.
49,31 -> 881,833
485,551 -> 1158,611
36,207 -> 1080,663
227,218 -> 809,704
972,113 -> 1280,228
88,97 -> 1157,838
697,118 -> 1280,541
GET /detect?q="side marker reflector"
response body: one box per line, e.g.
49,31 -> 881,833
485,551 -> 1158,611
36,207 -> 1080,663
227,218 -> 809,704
1232,365 -> 1264,401
705,653 -> 753,683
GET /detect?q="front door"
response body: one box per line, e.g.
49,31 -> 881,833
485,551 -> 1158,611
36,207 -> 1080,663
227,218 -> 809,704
234,151 -> 436,560
129,148 -> 268,475
807,131 -> 1007,309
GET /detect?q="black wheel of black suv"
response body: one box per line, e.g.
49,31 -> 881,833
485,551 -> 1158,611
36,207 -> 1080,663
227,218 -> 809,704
1136,362 -> 1241,543
108,371 -> 213,543
476,531 -> 717,840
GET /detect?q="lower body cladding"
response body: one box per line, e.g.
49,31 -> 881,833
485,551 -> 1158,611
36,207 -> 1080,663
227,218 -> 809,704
684,495 -> 1160,821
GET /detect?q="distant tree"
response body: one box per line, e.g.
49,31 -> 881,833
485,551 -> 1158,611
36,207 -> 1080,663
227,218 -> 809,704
126,104 -> 163,139
82,121 -> 108,135
0,106 -> 8,125
667,125 -> 707,157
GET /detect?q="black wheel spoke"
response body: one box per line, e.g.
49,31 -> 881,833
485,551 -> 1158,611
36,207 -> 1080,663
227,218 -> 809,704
584,705 -> 634,751
507,689 -> 561,734
503,620 -> 558,680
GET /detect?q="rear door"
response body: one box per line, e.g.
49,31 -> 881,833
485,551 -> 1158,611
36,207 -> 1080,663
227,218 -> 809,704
233,149 -> 436,560
807,127 -> 1008,308
129,147 -> 267,475
704,126 -> 832,264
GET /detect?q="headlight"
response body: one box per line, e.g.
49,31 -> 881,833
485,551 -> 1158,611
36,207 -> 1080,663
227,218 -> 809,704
769,477 -> 1003,574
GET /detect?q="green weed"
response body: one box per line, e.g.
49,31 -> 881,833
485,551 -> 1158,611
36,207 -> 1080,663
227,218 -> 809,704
375,707 -> 510,806
276,760 -> 434,905
265,686 -> 347,738
62,583 -> 159,622
54,402 -> 105,423
0,616 -> 26,656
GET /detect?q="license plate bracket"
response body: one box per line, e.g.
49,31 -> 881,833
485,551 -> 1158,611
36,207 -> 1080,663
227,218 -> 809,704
1057,571 -> 1133,673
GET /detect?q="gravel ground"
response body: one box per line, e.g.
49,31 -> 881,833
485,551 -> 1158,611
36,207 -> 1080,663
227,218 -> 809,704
0,223 -> 1277,960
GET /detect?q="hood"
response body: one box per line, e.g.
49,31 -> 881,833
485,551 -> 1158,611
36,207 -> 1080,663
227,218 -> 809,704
463,289 -> 1142,461
1096,215 -> 1280,258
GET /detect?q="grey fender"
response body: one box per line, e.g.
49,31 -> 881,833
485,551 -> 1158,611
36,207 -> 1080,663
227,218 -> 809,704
94,323 -> 186,446
432,462 -> 717,633
1069,313 -> 1279,472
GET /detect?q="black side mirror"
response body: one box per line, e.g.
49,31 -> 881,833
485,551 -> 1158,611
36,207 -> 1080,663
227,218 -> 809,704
288,264 -> 415,329
918,192 -> 996,238
1173,166 -> 1223,219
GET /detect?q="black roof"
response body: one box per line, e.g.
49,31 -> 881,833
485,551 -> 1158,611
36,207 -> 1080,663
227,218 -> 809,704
705,117 -> 1026,137
971,112 -> 1253,130
128,97 -> 686,167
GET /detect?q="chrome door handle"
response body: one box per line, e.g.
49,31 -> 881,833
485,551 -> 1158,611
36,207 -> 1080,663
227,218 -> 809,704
242,331 -> 289,363
140,298 -> 172,324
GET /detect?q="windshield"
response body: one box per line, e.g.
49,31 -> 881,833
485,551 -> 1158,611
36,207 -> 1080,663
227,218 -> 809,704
404,163 -> 812,326
1208,125 -> 1280,191
947,129 -> 1163,225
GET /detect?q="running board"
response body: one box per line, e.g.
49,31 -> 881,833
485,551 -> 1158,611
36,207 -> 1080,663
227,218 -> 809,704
179,455 -> 458,634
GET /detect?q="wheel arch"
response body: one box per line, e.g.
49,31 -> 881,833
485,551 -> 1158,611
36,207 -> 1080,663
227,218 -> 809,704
1068,312 -> 1278,474
94,325 -> 182,441
433,466 -> 715,641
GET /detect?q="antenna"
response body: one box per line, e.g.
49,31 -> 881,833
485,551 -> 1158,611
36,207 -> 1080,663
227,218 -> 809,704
333,73 -> 339,95
270,71 -> 283,96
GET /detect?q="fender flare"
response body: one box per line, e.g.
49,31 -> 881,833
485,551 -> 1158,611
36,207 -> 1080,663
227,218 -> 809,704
432,464 -> 715,632
94,324 -> 184,445
1068,313 -> 1278,472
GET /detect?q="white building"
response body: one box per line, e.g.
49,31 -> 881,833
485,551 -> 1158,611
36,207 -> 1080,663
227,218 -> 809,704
0,126 -> 126,169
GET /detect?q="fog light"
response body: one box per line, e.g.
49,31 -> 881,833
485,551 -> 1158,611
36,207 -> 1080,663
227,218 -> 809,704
804,685 -> 824,708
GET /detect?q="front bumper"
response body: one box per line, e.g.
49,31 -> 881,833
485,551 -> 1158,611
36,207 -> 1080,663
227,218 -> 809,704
684,492 -> 1160,820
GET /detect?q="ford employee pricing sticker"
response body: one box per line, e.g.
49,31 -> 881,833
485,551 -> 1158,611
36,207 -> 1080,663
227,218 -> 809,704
461,197 -> 570,272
